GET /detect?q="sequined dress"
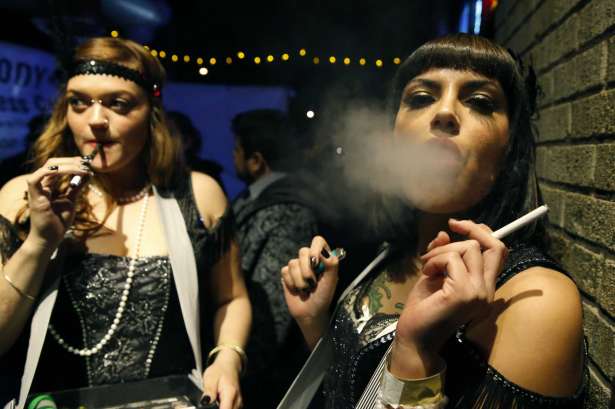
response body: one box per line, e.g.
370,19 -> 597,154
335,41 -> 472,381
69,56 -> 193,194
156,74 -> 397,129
322,244 -> 587,409
0,177 -> 233,398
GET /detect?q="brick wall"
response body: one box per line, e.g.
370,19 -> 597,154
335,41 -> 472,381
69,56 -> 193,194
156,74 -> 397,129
495,0 -> 614,406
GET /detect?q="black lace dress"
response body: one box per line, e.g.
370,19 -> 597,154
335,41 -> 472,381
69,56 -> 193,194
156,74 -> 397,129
322,244 -> 587,409
0,177 -> 234,399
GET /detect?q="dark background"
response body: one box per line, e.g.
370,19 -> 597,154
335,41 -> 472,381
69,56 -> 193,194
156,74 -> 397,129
0,0 -> 468,124
0,0 -> 490,197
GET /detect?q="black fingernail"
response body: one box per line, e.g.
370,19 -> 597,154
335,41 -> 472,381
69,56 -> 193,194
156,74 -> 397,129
200,395 -> 211,405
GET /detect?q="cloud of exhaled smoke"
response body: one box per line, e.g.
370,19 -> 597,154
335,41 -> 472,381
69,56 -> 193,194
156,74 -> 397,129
304,102 -> 461,236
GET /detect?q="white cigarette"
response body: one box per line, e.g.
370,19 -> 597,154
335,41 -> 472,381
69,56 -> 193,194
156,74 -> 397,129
491,205 -> 549,240
69,174 -> 83,187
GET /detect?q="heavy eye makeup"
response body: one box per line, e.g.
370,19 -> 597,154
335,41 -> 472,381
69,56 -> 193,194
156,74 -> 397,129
400,84 -> 504,115
67,95 -> 90,110
66,91 -> 138,114
461,80 -> 506,116
402,91 -> 435,109
464,93 -> 497,115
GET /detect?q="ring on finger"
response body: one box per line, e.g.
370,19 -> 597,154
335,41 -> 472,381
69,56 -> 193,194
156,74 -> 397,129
48,165 -> 59,171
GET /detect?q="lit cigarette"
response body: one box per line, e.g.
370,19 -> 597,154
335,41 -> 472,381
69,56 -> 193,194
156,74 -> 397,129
492,205 -> 549,240
69,143 -> 100,187
313,248 -> 346,275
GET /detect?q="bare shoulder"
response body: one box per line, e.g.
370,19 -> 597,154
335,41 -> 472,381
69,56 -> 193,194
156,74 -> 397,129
190,171 -> 228,228
0,174 -> 29,222
467,267 -> 584,396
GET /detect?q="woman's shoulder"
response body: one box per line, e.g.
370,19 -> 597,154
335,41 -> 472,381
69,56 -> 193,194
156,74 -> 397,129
0,174 -> 29,221
467,265 -> 584,396
189,171 -> 228,229
495,266 -> 582,336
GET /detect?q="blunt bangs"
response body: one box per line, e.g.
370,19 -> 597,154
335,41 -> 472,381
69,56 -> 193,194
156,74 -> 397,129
391,34 -> 522,118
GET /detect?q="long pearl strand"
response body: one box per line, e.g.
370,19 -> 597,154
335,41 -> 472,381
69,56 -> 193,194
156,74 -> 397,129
48,190 -> 150,357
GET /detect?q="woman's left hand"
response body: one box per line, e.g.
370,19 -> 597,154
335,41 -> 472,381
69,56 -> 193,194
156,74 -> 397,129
202,349 -> 243,409
391,219 -> 508,378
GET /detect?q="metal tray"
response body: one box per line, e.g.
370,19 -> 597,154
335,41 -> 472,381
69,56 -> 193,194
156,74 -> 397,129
28,375 -> 206,409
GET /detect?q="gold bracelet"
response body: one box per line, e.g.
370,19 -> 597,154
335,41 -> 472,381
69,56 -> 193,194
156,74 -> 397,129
379,353 -> 447,407
3,271 -> 36,302
207,343 -> 248,376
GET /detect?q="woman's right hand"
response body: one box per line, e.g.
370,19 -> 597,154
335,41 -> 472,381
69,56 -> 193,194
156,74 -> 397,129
281,236 -> 340,328
25,157 -> 91,249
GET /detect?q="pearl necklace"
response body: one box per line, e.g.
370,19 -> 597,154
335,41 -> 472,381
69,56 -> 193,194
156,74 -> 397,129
48,192 -> 149,357
89,183 -> 151,204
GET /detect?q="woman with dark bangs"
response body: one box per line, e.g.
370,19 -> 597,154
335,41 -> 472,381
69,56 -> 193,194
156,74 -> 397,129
0,37 -> 250,409
281,34 -> 585,408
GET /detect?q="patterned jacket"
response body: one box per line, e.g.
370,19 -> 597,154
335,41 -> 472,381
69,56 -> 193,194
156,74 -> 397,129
233,176 -> 318,407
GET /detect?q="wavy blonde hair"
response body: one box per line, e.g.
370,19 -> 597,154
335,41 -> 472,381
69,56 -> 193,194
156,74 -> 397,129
18,37 -> 184,238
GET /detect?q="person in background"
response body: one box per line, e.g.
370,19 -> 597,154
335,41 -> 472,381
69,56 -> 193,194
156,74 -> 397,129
0,114 -> 49,187
230,109 -> 318,408
166,110 -> 225,192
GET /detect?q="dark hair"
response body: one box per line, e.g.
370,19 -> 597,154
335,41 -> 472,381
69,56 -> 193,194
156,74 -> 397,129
381,33 -> 546,249
231,109 -> 295,171
166,110 -> 203,154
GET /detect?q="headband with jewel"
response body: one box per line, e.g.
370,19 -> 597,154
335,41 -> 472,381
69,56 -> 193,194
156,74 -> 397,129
69,59 -> 161,98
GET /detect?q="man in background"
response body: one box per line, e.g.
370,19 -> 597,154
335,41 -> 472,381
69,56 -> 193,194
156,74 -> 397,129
231,109 -> 318,408
166,110 -> 225,191
0,114 -> 48,187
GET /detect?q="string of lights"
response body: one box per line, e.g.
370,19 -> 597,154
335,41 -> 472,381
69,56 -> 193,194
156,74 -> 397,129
110,30 -> 403,76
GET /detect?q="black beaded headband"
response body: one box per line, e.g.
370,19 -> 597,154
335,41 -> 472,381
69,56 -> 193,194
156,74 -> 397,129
69,59 -> 161,98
